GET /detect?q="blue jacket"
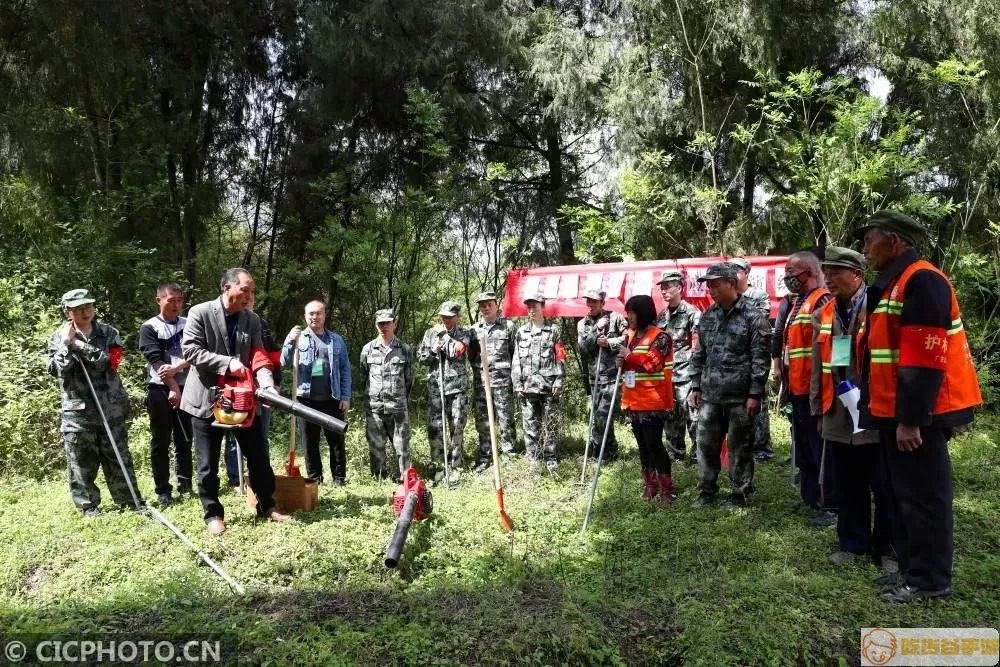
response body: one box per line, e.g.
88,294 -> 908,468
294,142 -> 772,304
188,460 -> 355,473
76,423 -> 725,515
280,328 -> 352,401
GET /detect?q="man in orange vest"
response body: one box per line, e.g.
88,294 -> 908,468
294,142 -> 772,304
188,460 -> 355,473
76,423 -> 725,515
783,252 -> 836,524
809,247 -> 896,574
856,211 -> 981,603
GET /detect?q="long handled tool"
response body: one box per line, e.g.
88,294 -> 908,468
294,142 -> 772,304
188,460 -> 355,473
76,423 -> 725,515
73,353 -> 245,595
235,437 -> 245,496
580,347 -> 603,484
581,366 -> 623,536
479,336 -> 514,532
438,348 -> 452,491
287,342 -> 302,477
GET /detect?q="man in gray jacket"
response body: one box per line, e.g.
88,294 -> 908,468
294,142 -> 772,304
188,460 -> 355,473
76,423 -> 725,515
810,247 -> 895,571
181,268 -> 290,535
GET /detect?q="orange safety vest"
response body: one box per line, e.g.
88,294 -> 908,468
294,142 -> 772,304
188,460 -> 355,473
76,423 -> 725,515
858,260 -> 981,418
784,287 -> 830,396
621,326 -> 674,411
815,297 -> 866,414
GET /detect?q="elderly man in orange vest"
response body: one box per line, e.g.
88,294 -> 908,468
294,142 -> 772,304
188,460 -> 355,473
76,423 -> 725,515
783,251 -> 836,524
857,211 -> 981,603
810,247 -> 896,575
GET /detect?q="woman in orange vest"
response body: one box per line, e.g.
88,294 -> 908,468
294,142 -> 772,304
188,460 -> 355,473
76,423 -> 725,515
857,211 -> 981,604
616,295 -> 675,504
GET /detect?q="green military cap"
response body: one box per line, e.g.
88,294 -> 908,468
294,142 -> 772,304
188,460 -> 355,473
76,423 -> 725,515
523,292 -> 546,305
854,210 -> 927,247
61,288 -> 96,308
730,257 -> 751,273
582,289 -> 606,301
657,270 -> 683,285
375,308 -> 395,323
438,301 -> 461,317
821,246 -> 866,271
476,291 -> 498,303
698,262 -> 739,282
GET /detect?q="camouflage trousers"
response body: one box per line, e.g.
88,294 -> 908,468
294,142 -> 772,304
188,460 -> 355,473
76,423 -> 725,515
365,409 -> 411,480
585,381 -> 620,459
665,382 -> 698,458
696,401 -> 755,501
474,382 -> 517,463
428,390 -> 469,467
62,426 -> 140,511
521,392 -> 561,463
753,399 -> 773,454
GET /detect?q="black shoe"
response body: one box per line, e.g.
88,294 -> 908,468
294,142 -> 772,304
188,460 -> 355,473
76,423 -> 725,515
881,584 -> 952,604
873,572 -> 904,588
754,451 -> 775,462
473,461 -> 491,474
83,507 -> 102,519
600,450 -> 619,464
691,495 -> 715,509
810,510 -> 837,527
157,493 -> 173,508
177,483 -> 193,496
332,478 -> 346,487
722,494 -> 747,510
685,455 -> 699,467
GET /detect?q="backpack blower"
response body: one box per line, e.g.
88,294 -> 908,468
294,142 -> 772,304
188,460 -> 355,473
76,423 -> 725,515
384,468 -> 433,568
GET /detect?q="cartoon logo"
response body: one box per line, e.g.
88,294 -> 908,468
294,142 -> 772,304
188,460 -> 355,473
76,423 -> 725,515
862,628 -> 897,665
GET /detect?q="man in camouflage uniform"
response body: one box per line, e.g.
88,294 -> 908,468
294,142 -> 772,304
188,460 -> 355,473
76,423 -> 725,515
472,291 -> 518,471
577,289 -> 627,463
418,301 -> 479,483
655,271 -> 701,462
733,257 -> 776,462
512,293 -> 566,471
689,264 -> 771,509
47,289 -> 142,517
360,309 -> 414,482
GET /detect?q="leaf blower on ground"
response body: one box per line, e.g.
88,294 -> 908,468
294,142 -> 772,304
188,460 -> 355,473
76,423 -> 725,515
384,468 -> 433,568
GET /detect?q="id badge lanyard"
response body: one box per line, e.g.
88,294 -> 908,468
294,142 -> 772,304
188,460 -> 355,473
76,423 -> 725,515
831,287 -> 865,367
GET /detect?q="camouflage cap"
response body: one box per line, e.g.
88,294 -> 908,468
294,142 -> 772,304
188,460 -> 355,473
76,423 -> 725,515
657,270 -> 683,285
854,210 -> 927,247
523,292 -> 546,305
821,246 -> 866,271
438,301 -> 461,317
582,289 -> 606,301
698,262 -> 739,282
61,288 -> 96,308
730,257 -> 751,273
375,308 -> 395,323
476,291 -> 498,303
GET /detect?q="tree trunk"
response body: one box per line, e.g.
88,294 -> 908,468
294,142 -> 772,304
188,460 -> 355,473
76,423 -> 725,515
544,114 -> 574,265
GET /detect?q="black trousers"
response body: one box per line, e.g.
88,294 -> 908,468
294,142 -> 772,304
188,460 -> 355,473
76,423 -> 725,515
631,414 -> 671,476
791,395 -> 837,509
299,397 -> 347,483
189,413 -> 276,522
830,440 -> 892,558
146,384 -> 193,495
880,427 -> 953,590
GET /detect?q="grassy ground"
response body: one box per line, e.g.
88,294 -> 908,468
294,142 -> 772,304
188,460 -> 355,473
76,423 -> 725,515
1,412 -> 998,666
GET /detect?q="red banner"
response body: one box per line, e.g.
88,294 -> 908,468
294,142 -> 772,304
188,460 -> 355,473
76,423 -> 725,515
503,256 -> 790,318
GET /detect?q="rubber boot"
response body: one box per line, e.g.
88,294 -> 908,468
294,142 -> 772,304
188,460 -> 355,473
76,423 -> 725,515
657,474 -> 674,505
642,470 -> 659,500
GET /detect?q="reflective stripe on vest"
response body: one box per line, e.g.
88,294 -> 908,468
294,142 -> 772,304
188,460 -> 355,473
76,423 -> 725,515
621,327 -> 674,411
860,259 -> 982,418
785,288 -> 830,396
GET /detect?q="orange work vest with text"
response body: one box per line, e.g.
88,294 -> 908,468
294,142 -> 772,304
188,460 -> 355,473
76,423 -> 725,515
784,288 -> 830,396
858,260 -> 981,418
621,327 -> 674,411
